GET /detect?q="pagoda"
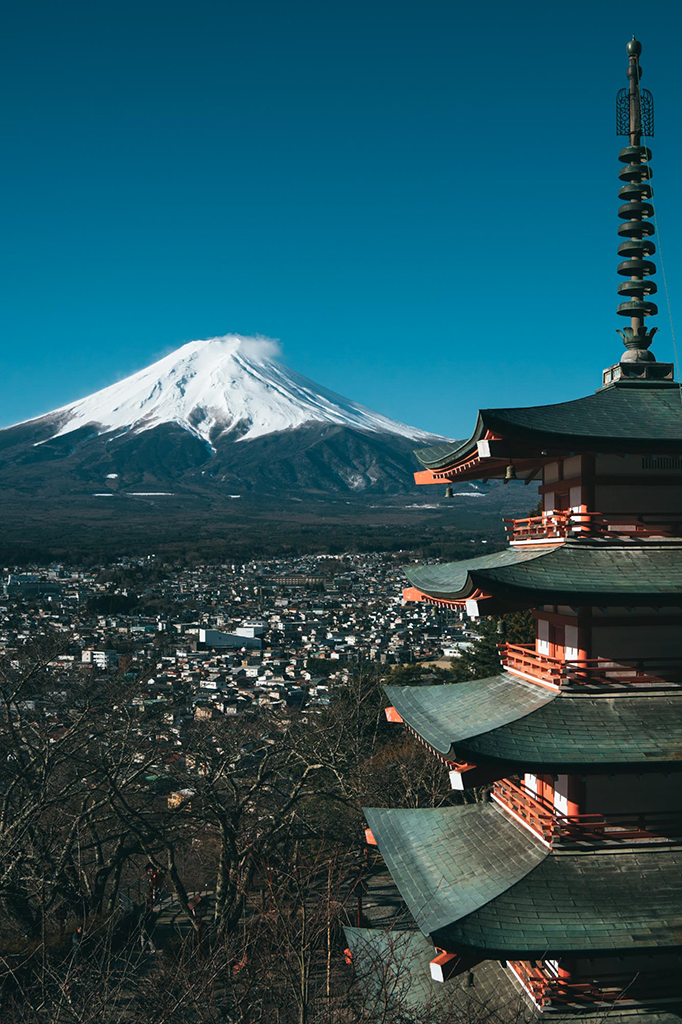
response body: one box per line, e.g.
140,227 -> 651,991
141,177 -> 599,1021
346,37 -> 682,1024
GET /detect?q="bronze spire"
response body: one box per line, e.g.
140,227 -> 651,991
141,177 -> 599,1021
615,35 -> 659,363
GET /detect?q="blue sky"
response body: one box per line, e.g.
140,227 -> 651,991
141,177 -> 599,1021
2,0 -> 682,437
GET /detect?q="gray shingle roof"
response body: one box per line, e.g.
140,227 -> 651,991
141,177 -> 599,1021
385,674 -> 553,756
342,927 -> 446,1013
363,803 -> 547,936
438,845 -> 682,956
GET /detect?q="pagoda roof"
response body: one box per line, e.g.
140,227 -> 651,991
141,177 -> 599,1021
343,928 -> 682,1024
343,927 -> 447,1013
364,802 -> 682,957
385,675 -> 682,770
405,541 -> 682,605
415,381 -> 682,472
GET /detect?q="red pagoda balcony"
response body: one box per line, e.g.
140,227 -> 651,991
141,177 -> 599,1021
500,642 -> 682,691
500,643 -> 564,688
509,958 -> 682,1009
504,510 -> 682,546
493,778 -> 682,848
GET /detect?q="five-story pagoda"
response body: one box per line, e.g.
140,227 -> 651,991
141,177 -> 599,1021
346,37 -> 682,1024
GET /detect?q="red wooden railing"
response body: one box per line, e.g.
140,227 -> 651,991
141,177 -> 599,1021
493,778 -> 558,842
500,643 -> 564,688
509,958 -> 682,1007
504,511 -> 682,544
503,511 -> 576,543
493,778 -> 682,847
500,643 -> 682,691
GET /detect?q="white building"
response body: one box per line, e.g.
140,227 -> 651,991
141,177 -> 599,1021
199,628 -> 261,650
82,649 -> 119,669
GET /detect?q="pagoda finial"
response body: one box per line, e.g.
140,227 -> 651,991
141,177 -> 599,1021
615,35 -> 658,363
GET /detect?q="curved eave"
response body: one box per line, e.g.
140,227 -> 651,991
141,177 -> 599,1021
385,678 -> 682,770
414,383 -> 682,474
365,802 -> 682,959
405,542 -> 682,607
414,413 -> 486,471
364,803 -> 548,939
404,547 -> 543,604
384,675 -> 553,758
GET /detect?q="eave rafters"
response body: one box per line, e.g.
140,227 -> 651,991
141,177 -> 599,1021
414,435 -> 556,485
402,585 -> 491,609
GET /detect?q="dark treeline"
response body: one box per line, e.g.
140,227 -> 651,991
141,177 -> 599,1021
0,509 -> 506,567
0,528 -> 501,569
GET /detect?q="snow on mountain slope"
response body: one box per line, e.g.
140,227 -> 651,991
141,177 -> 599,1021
28,335 -> 439,446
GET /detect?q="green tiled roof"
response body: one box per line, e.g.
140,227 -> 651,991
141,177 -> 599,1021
406,547 -> 541,599
385,676 -> 682,769
342,927 -> 445,1013
385,674 -> 553,756
365,802 -> 682,957
415,382 -> 682,470
405,541 -> 682,604
344,930 -> 682,1023
438,846 -> 682,957
363,804 -> 547,935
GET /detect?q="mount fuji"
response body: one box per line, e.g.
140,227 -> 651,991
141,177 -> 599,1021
28,335 -> 436,449
0,335 -> 458,502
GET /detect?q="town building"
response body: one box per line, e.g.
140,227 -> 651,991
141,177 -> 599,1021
4,573 -> 62,598
81,649 -> 119,670
198,628 -> 262,650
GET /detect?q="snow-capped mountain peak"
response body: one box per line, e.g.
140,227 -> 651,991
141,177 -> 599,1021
35,335 -> 437,446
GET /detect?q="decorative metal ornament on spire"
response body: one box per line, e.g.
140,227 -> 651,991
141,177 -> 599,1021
615,35 -> 659,363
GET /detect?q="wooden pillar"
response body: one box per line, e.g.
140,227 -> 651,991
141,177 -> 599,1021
576,611 -> 591,662
539,775 -> 554,807
582,454 -> 596,511
566,776 -> 584,818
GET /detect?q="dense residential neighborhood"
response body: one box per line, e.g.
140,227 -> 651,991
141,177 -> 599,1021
1,554 -> 476,723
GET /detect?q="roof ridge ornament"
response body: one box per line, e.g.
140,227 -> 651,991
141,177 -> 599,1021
616,324 -> 658,360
